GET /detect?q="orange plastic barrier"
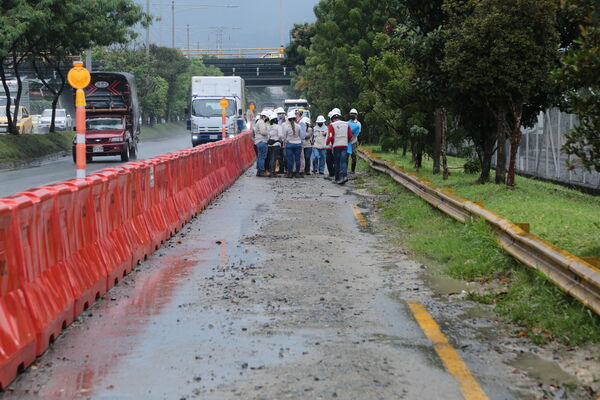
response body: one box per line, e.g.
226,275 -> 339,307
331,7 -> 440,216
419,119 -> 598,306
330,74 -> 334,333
8,189 -> 74,356
0,201 -> 36,389
0,131 -> 255,389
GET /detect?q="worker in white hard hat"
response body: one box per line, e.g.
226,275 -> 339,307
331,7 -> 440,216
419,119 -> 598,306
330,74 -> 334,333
300,117 -> 313,175
324,110 -> 336,180
348,108 -> 362,173
283,111 -> 304,178
254,110 -> 271,177
296,110 -> 308,174
275,107 -> 286,126
326,108 -> 353,184
312,115 -> 328,175
267,112 -> 284,176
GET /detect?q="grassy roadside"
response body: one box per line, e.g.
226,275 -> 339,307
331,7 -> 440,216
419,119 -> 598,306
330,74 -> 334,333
141,122 -> 186,139
354,153 -> 600,345
0,131 -> 73,165
363,146 -> 600,260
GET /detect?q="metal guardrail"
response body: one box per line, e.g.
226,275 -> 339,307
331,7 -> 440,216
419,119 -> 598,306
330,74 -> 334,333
357,148 -> 600,316
179,48 -> 285,59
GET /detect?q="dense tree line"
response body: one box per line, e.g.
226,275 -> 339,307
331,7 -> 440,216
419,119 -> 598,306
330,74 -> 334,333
0,0 -> 148,134
94,45 -> 222,125
288,0 -> 597,186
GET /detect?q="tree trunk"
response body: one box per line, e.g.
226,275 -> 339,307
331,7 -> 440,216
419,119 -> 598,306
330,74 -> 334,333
478,130 -> 495,184
0,59 -> 16,135
440,107 -> 449,180
33,57 -> 66,133
433,107 -> 442,174
495,106 -> 508,184
50,64 -> 66,133
11,50 -> 23,135
506,102 -> 524,187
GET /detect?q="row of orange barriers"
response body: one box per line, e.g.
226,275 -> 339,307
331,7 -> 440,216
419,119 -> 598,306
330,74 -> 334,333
0,132 -> 256,389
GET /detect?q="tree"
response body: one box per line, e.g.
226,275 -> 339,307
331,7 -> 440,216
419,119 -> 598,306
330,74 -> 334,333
291,0 -> 388,128
0,0 -> 41,134
444,0 -> 560,186
0,0 -> 147,134
556,0 -> 600,172
95,47 -> 222,124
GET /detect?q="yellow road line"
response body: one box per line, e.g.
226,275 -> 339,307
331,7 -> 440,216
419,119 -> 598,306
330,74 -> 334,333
407,301 -> 489,400
351,205 -> 367,227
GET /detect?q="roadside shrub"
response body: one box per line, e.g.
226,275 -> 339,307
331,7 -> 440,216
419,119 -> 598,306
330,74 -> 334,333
463,157 -> 481,174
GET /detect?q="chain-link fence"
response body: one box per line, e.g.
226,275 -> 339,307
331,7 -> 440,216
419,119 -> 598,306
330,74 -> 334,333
491,108 -> 600,190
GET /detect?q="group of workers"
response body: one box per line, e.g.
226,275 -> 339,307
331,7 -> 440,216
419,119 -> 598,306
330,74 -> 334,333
252,107 -> 361,185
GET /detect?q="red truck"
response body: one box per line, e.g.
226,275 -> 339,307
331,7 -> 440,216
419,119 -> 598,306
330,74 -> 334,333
72,72 -> 140,163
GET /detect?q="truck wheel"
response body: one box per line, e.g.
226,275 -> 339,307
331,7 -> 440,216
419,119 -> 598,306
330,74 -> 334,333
120,144 -> 130,162
129,142 -> 138,160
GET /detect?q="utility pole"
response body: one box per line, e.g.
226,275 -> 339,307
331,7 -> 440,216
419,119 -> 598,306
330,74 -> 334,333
85,49 -> 92,71
146,0 -> 150,56
279,0 -> 284,47
187,24 -> 190,53
171,0 -> 175,48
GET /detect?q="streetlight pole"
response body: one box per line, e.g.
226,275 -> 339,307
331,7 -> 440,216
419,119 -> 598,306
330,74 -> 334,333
146,0 -> 150,56
187,24 -> 190,52
171,0 -> 175,48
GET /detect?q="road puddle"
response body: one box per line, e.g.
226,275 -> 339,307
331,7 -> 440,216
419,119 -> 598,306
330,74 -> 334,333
509,352 -> 577,385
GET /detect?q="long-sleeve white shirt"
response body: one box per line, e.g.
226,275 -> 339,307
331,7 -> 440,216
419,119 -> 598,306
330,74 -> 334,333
254,119 -> 268,144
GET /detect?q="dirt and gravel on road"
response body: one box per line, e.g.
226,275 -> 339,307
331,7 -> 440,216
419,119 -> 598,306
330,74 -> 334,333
2,168 -> 598,399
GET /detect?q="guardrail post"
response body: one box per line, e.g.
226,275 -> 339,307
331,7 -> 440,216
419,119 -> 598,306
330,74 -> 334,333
515,223 -> 530,233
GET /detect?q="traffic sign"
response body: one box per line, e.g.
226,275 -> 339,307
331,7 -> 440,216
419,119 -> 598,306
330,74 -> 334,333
67,61 -> 91,90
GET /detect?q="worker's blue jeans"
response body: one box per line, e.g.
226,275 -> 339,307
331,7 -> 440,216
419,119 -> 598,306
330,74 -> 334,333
286,143 -> 302,174
256,141 -> 268,172
333,147 -> 348,181
312,148 -> 326,173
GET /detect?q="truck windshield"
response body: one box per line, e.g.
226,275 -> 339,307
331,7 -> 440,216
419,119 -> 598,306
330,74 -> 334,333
86,117 -> 124,131
192,99 -> 236,117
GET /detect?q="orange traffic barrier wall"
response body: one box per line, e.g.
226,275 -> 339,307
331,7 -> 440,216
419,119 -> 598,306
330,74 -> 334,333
0,132 -> 255,389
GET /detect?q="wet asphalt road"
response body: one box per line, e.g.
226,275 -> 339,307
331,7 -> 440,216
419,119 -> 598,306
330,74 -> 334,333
0,168 -> 523,400
0,126 -> 192,198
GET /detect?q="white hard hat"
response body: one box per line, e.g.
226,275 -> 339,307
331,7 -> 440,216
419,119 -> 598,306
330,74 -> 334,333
316,115 -> 326,123
275,107 -> 285,114
260,110 -> 271,117
349,108 -> 358,114
301,117 -> 311,125
330,108 -> 341,118
287,111 -> 296,119
269,112 -> 278,120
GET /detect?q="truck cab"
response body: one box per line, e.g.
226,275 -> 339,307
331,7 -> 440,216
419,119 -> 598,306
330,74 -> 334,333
72,72 -> 140,162
189,76 -> 246,147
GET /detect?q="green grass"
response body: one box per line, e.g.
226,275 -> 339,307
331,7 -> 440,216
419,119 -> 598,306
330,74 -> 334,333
0,131 -> 73,165
357,156 -> 600,345
141,122 -> 186,139
364,146 -> 600,259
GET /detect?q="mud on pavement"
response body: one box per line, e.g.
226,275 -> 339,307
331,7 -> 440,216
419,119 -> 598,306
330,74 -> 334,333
1,169 -> 597,399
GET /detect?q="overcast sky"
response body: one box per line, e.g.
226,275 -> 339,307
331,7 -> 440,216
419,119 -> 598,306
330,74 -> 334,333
137,1 -> 319,50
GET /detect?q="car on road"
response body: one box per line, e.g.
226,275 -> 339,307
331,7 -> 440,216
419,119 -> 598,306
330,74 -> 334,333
31,114 -> 42,133
0,106 -> 33,134
37,109 -> 73,132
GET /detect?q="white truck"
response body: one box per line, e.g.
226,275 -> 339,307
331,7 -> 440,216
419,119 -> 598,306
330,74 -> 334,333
189,76 -> 246,146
